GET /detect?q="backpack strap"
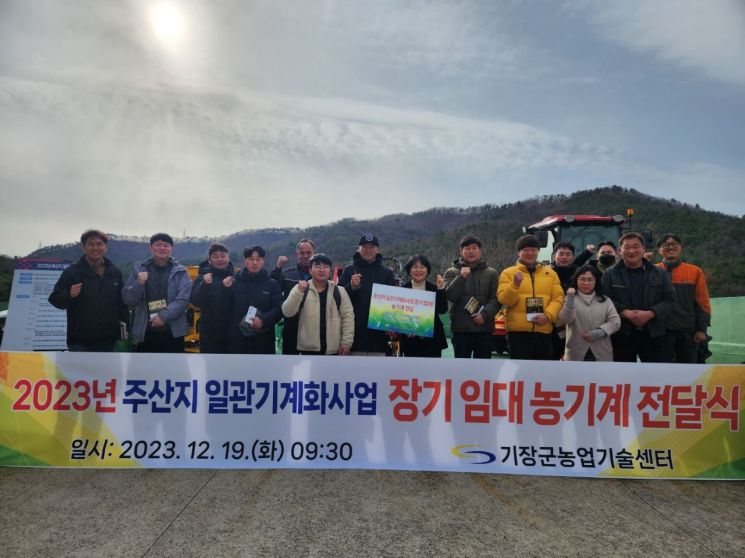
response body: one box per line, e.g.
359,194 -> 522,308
332,284 -> 341,313
297,283 -> 341,316
296,286 -> 311,315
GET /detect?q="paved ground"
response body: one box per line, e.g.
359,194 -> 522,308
2,468 -> 743,557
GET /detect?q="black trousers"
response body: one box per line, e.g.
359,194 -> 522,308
550,328 -> 566,360
137,329 -> 185,353
611,330 -> 673,363
68,340 -> 117,352
281,317 -> 300,355
507,332 -> 553,360
452,332 -> 492,359
400,337 -> 443,358
199,330 -> 229,354
227,332 -> 276,355
663,330 -> 699,363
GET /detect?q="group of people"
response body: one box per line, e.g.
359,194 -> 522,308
49,227 -> 711,363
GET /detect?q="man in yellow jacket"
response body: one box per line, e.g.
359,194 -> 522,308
498,235 -> 564,360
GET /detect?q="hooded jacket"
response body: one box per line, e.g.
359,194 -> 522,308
122,258 -> 192,343
443,258 -> 499,333
48,256 -> 128,346
497,262 -> 564,335
338,252 -> 396,352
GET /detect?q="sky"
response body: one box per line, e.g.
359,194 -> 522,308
1,0 -> 743,256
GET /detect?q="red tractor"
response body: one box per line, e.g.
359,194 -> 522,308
492,209 -> 652,355
525,213 -> 626,263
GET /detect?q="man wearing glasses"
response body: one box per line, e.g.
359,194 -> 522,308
656,233 -> 712,363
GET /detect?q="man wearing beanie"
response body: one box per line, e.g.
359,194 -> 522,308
443,235 -> 499,359
498,234 -> 564,360
123,233 -> 192,352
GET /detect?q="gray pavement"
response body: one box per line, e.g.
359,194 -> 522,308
2,468 -> 744,557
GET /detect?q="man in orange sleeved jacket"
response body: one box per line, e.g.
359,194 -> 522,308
656,233 -> 712,363
498,235 -> 564,360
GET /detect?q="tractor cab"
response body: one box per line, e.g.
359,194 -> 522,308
524,214 -> 626,264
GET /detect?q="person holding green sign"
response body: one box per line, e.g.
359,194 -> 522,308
399,255 -> 449,358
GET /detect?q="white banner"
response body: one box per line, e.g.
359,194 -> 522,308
1,352 -> 743,479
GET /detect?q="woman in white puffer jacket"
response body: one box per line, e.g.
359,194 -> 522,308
558,265 -> 620,361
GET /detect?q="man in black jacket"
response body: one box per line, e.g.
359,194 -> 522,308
189,243 -> 235,353
601,232 -> 677,362
270,238 -> 316,354
49,230 -> 128,351
338,234 -> 396,355
550,241 -> 578,359
227,246 -> 283,354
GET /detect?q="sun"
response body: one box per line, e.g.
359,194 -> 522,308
148,1 -> 186,46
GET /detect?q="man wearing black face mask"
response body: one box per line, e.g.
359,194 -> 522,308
595,241 -> 618,273
575,241 -> 618,273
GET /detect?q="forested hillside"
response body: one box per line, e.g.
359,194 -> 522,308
11,186 -> 745,298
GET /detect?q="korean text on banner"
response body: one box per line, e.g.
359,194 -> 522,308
1,352 -> 744,479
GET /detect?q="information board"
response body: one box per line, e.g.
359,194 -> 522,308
1,259 -> 69,351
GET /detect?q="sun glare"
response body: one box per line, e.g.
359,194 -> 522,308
149,2 -> 185,46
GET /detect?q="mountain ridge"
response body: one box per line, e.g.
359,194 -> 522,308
24,186 -> 745,296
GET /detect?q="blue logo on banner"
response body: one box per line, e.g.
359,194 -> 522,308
451,444 -> 497,465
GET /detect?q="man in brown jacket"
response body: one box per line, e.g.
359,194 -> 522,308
443,235 -> 499,359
